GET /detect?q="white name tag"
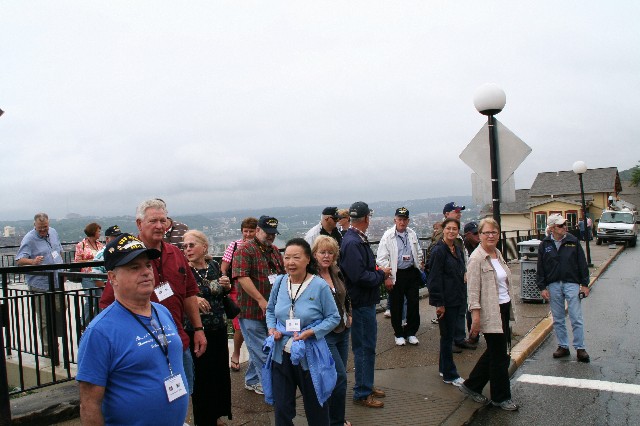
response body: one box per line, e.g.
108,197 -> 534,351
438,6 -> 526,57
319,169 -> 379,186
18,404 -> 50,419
286,318 -> 301,332
402,255 -> 411,261
164,374 -> 187,402
155,282 -> 174,301
268,274 -> 277,285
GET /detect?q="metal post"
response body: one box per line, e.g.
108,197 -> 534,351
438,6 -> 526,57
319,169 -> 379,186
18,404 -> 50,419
578,173 -> 593,266
0,303 -> 12,425
488,114 -> 502,251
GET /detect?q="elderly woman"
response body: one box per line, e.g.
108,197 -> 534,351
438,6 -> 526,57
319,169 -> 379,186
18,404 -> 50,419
74,222 -> 104,325
183,230 -> 233,425
265,238 -> 340,426
312,235 -> 352,426
426,218 -> 466,387
459,218 -> 519,411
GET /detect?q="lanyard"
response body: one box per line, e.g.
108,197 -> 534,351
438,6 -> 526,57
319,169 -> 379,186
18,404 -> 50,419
396,231 -> 408,250
288,273 -> 307,318
122,302 -> 174,376
257,241 -> 279,274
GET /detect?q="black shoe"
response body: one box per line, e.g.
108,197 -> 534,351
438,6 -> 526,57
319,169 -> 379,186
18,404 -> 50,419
452,345 -> 463,353
455,340 -> 477,350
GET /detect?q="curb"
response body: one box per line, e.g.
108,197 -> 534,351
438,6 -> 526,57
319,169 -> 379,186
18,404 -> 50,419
507,244 -> 625,375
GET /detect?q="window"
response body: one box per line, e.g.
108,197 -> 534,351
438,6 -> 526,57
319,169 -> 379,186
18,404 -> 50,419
566,210 -> 578,229
535,212 -> 547,232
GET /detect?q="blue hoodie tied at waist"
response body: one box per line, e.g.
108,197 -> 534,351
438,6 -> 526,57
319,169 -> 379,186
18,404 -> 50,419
262,320 -> 337,406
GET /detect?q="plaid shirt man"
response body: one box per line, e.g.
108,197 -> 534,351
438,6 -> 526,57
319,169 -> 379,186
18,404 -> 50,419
231,238 -> 284,320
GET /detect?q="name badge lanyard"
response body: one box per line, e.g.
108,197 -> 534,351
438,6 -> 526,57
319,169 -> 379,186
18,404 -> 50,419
396,231 -> 408,251
124,303 -> 175,376
288,273 -> 307,319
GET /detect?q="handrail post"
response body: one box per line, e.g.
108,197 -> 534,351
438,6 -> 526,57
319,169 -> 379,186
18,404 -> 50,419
0,303 -> 12,425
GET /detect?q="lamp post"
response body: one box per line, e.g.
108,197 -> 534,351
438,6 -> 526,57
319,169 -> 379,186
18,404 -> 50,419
473,83 -> 507,232
572,160 -> 593,266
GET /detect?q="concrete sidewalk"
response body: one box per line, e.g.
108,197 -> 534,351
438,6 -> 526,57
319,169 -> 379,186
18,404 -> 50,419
12,242 -> 624,425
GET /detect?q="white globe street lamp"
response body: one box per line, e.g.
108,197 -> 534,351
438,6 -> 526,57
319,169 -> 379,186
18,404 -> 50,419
572,160 -> 592,265
474,83 -> 506,232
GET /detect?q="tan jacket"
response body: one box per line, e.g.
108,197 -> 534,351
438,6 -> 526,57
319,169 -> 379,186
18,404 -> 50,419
467,245 -> 511,334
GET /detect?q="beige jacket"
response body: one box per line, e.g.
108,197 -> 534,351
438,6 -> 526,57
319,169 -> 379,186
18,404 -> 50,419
466,245 -> 511,334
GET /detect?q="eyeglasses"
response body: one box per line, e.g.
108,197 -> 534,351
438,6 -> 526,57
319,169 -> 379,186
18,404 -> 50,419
556,223 -> 566,228
317,250 -> 335,257
481,231 -> 499,236
150,318 -> 168,349
182,243 -> 197,249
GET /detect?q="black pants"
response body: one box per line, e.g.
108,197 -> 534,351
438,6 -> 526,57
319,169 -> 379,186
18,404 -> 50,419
391,267 -> 421,338
463,302 -> 511,403
272,352 -> 329,426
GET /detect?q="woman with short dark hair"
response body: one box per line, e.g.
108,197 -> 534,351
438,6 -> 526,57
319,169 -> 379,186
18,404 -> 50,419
426,218 -> 466,387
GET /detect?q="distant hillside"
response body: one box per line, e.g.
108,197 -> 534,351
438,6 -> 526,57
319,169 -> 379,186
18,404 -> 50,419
619,164 -> 638,181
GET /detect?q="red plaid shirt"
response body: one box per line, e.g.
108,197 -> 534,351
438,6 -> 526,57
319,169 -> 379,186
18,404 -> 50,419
231,238 -> 284,320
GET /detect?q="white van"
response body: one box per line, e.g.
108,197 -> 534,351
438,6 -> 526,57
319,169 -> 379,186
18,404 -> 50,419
595,209 -> 638,247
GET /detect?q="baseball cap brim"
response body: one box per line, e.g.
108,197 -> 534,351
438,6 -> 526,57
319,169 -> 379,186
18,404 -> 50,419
109,248 -> 161,270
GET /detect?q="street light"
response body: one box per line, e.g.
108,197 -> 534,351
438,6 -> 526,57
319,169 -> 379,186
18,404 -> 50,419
473,83 -> 506,232
572,160 -> 593,266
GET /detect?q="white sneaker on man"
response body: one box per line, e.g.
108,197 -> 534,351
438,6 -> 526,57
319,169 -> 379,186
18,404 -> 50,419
407,336 -> 419,345
394,336 -> 406,346
384,309 -> 391,318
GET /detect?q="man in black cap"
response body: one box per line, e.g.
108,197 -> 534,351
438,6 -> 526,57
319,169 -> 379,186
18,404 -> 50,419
77,234 -> 189,425
304,206 -> 343,247
340,201 -> 391,408
463,222 -> 480,257
232,215 -> 285,395
377,208 -> 423,346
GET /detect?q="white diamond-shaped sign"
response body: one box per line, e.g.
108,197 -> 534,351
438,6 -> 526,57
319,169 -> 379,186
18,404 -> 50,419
460,119 -> 531,186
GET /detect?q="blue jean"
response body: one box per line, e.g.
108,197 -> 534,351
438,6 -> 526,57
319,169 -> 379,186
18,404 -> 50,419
438,305 -> 461,381
351,305 -> 377,400
239,318 -> 268,386
326,329 -> 350,426
183,348 -> 194,395
386,292 -> 407,321
81,278 -> 102,325
454,296 -> 467,345
548,282 -> 585,350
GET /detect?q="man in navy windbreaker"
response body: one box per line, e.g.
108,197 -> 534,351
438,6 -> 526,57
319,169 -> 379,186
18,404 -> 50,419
339,201 -> 391,408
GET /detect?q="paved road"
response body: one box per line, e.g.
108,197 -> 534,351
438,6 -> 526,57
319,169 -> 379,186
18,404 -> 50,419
471,246 -> 640,425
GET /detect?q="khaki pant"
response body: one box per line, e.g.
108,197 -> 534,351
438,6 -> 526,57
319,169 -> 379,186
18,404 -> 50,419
28,287 -> 66,356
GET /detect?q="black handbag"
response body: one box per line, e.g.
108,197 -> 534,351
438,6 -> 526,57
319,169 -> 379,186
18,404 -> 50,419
222,295 -> 240,319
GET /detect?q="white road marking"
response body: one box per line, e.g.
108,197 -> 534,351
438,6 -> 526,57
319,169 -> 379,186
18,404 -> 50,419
517,374 -> 640,395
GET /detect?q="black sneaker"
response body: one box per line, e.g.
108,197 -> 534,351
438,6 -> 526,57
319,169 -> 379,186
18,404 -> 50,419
459,384 -> 488,404
491,399 -> 519,411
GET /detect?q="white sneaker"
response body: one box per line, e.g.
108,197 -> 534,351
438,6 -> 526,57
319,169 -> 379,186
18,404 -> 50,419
384,309 -> 391,318
443,377 -> 465,387
395,336 -> 406,346
407,336 -> 419,345
244,382 -> 264,395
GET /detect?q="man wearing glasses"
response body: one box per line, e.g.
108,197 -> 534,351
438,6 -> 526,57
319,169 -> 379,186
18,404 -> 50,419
537,214 -> 590,362
304,206 -> 343,247
77,233 -> 189,425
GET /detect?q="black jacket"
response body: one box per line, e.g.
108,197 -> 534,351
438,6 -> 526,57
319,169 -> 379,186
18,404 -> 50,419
426,240 -> 466,307
536,233 -> 589,289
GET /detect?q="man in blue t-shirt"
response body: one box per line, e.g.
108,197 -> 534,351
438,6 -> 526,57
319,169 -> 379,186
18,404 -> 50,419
77,234 -> 189,425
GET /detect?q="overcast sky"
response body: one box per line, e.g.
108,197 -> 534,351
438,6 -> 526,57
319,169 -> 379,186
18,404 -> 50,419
1,1 -> 639,221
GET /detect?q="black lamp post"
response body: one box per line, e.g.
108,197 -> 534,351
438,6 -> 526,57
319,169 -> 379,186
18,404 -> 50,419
573,161 -> 593,266
473,84 -> 507,232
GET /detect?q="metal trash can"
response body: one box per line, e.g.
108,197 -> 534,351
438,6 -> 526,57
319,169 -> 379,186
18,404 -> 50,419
517,239 -> 544,302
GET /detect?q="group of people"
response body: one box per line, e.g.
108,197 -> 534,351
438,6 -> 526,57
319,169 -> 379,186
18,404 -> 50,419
13,197 -> 592,425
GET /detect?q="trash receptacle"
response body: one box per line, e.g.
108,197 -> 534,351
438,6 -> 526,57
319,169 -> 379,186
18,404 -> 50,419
517,239 -> 544,302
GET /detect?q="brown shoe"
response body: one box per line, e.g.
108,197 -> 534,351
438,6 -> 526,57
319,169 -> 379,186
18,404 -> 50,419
371,387 -> 386,398
452,345 -> 463,354
353,394 -> 384,408
577,349 -> 590,363
553,346 -> 570,358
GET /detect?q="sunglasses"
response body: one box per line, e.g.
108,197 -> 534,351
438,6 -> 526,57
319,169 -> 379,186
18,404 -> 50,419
182,243 -> 198,249
556,223 -> 566,228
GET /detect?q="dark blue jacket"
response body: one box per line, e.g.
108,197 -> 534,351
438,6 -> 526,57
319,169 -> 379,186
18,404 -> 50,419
339,228 -> 385,308
536,233 -> 589,289
426,240 -> 466,308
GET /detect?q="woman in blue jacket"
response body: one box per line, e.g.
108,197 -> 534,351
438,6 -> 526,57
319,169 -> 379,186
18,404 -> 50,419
427,218 -> 466,387
266,238 -> 340,426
